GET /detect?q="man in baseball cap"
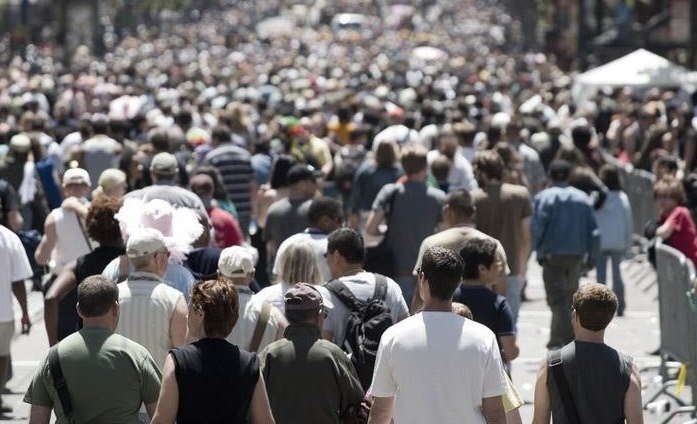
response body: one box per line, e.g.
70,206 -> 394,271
217,246 -> 284,352
258,283 -> 363,423
115,227 -> 188,369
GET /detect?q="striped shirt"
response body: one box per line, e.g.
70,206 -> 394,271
116,271 -> 183,369
203,144 -> 254,233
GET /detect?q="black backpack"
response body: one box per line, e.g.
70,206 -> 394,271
326,275 -> 393,391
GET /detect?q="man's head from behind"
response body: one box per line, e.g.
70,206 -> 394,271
443,189 -> 475,226
77,275 -> 119,328
472,150 -> 504,185
548,159 -> 572,184
572,283 -> 618,333
62,168 -> 92,198
308,196 -> 343,234
418,247 -> 464,303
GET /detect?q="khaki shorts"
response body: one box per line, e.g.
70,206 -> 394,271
0,321 -> 14,356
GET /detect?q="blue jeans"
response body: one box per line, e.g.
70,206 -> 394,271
596,250 -> 626,314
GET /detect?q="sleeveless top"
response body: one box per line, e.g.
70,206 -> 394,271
57,245 -> 124,341
51,206 -> 93,273
548,341 -> 632,424
116,272 -> 183,368
171,338 -> 259,424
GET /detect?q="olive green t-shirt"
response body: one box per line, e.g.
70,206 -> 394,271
24,327 -> 161,423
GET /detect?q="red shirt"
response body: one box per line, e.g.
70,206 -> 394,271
208,206 -> 243,248
660,206 -> 697,267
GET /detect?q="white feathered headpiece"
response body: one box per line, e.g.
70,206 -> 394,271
115,198 -> 203,263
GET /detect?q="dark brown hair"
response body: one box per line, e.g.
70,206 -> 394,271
77,275 -> 118,317
572,284 -> 617,331
86,195 -> 123,245
420,247 -> 464,301
191,279 -> 239,338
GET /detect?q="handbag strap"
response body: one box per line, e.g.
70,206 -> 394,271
249,302 -> 271,352
73,210 -> 93,253
548,349 -> 582,424
48,345 -> 75,422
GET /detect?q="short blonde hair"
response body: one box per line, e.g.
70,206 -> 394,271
279,242 -> 320,285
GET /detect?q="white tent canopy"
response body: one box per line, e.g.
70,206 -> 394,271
572,49 -> 697,105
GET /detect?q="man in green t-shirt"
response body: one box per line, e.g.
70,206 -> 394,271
24,275 -> 162,423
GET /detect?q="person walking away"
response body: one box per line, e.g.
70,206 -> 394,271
410,189 -> 509,312
532,284 -> 643,424
218,246 -> 286,353
594,165 -> 632,315
24,275 -> 161,423
259,283 -> 364,424
150,279 -> 275,424
366,145 -> 445,303
44,195 -> 125,345
115,229 -> 188,368
471,150 -> 532,324
368,247 -> 507,424
531,160 -> 598,349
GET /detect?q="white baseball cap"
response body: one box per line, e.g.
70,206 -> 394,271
218,246 -> 255,278
126,228 -> 167,259
62,168 -> 91,186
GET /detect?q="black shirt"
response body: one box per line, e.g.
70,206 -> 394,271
0,179 -> 20,228
171,338 -> 259,424
452,284 -> 515,339
56,245 -> 125,341
185,247 -> 222,280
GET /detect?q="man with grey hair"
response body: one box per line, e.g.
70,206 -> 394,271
125,152 -> 207,216
218,245 -> 285,352
24,275 -> 162,423
115,228 -> 188,368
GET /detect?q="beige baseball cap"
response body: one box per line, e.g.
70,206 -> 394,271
126,228 -> 167,259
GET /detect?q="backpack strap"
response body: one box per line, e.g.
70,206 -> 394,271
249,302 -> 271,352
325,279 -> 364,312
48,345 -> 74,421
547,349 -> 582,424
371,274 -> 388,301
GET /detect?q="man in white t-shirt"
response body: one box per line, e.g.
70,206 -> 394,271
0,225 -> 33,414
368,247 -> 507,424
272,197 -> 343,282
323,228 -> 409,345
218,245 -> 286,352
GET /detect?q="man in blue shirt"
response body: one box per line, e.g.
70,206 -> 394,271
531,160 -> 598,349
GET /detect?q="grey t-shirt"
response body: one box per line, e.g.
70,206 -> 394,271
264,197 -> 312,247
373,181 -> 445,275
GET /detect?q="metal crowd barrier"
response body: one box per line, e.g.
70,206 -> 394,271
618,166 -> 657,238
643,242 -> 697,423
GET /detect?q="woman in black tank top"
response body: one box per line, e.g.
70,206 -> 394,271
150,279 -> 275,424
44,195 -> 125,345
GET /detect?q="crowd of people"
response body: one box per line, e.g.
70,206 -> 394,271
1,0 -> 696,422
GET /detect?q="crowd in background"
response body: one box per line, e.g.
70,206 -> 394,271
0,0 -> 694,423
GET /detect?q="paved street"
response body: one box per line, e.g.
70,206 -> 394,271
1,254 -> 690,423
